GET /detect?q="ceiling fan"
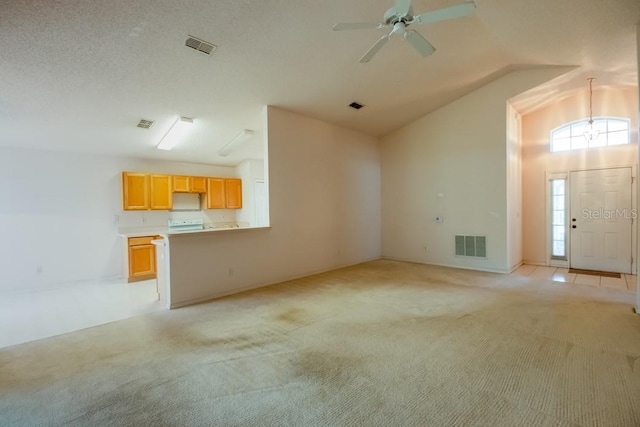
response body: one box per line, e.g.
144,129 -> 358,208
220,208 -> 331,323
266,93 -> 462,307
333,0 -> 476,63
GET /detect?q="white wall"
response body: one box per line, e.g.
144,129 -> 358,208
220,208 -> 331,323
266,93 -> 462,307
521,87 -> 638,266
235,159 -> 265,227
636,24 -> 640,313
380,68 -> 572,273
165,106 -> 382,307
506,102 -> 523,271
0,147 -> 237,292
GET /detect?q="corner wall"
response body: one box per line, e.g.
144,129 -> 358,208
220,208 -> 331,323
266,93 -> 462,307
166,106 -> 382,307
380,67 -> 573,273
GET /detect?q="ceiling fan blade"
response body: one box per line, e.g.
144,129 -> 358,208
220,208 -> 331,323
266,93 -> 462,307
333,22 -> 385,31
359,35 -> 390,63
413,1 -> 476,25
404,30 -> 436,57
394,0 -> 412,17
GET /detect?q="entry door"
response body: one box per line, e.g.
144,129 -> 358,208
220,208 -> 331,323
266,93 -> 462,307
570,168 -> 632,273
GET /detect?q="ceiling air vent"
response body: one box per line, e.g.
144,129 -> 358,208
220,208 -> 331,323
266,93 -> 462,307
185,36 -> 217,55
136,119 -> 154,129
349,102 -> 364,110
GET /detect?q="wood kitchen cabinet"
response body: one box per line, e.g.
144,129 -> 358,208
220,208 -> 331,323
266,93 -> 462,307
122,172 -> 149,210
127,236 -> 162,282
172,175 -> 190,193
173,175 -> 207,193
206,178 -> 226,209
206,178 -> 243,209
123,172 -> 239,210
225,179 -> 243,209
149,174 -> 173,210
122,172 -> 172,210
189,176 -> 207,193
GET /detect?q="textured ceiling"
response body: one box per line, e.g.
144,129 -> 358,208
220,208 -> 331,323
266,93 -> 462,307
1,0 -> 638,165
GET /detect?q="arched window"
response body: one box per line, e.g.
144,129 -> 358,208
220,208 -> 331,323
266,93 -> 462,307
550,117 -> 630,152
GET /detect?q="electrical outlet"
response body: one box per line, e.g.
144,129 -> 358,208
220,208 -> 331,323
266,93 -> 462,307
228,268 -> 234,278
36,266 -> 43,274
114,214 -> 119,223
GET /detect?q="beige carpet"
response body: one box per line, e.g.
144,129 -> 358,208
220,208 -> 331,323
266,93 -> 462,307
1,259 -> 639,426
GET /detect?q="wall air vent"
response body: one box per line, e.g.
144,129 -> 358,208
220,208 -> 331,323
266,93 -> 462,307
185,36 -> 217,55
349,102 -> 364,110
136,119 -> 154,129
455,235 -> 487,258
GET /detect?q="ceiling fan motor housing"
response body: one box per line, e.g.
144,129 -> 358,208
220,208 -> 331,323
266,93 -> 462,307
384,7 -> 413,25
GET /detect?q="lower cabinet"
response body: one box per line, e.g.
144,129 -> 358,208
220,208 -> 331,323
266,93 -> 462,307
128,236 -> 162,282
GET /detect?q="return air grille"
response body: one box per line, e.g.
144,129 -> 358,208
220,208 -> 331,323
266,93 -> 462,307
455,235 -> 487,258
185,36 -> 217,55
136,119 -> 154,129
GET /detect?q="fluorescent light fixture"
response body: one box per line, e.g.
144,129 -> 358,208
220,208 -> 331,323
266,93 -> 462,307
218,129 -> 254,157
157,117 -> 194,150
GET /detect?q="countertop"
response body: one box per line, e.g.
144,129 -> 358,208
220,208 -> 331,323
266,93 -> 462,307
118,225 -> 268,238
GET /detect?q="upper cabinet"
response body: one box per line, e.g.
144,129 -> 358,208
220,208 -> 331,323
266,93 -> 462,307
190,176 -> 207,193
172,175 -> 207,193
122,172 -> 149,210
123,172 -> 241,211
206,178 -> 242,209
206,178 -> 226,209
122,172 -> 172,210
149,174 -> 172,210
225,179 -> 242,209
172,175 -> 190,193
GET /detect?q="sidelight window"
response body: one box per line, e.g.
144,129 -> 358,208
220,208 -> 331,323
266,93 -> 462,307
550,178 -> 567,259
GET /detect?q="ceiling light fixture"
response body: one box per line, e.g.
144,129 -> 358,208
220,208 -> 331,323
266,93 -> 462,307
218,129 -> 254,157
157,117 -> 194,151
583,77 -> 600,144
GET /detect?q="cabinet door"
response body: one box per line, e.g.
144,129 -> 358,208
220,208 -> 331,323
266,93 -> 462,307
122,172 -> 149,210
189,176 -> 207,193
172,175 -> 190,193
128,244 -> 156,280
150,174 -> 173,210
225,179 -> 243,209
206,178 -> 226,209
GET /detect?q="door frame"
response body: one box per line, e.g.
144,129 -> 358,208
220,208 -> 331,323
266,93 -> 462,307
545,164 -> 637,273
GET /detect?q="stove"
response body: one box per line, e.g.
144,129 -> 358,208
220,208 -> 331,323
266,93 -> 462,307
167,218 -> 204,232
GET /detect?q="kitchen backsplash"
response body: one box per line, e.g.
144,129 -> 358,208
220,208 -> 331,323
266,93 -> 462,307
116,208 -> 237,229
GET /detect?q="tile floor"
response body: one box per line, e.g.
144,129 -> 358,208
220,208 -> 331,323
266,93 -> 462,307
1,264 -> 636,349
0,279 -> 163,348
511,264 -> 637,292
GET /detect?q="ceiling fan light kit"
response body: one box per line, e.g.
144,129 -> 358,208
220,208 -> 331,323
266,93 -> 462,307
333,0 -> 476,63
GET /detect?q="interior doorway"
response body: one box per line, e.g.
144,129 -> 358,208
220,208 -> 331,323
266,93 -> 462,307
569,167 -> 633,274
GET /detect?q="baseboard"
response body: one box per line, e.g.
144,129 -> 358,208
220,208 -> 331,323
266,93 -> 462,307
169,255 -> 383,309
508,260 -> 524,273
381,256 -> 510,274
523,260 -> 547,267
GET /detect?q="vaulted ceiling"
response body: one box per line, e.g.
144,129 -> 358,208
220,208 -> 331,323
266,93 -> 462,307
2,0 -> 638,165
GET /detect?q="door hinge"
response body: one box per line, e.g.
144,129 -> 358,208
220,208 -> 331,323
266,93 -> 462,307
632,176 -> 635,184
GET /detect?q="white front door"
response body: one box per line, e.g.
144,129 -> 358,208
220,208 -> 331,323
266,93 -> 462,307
570,168 -> 633,273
